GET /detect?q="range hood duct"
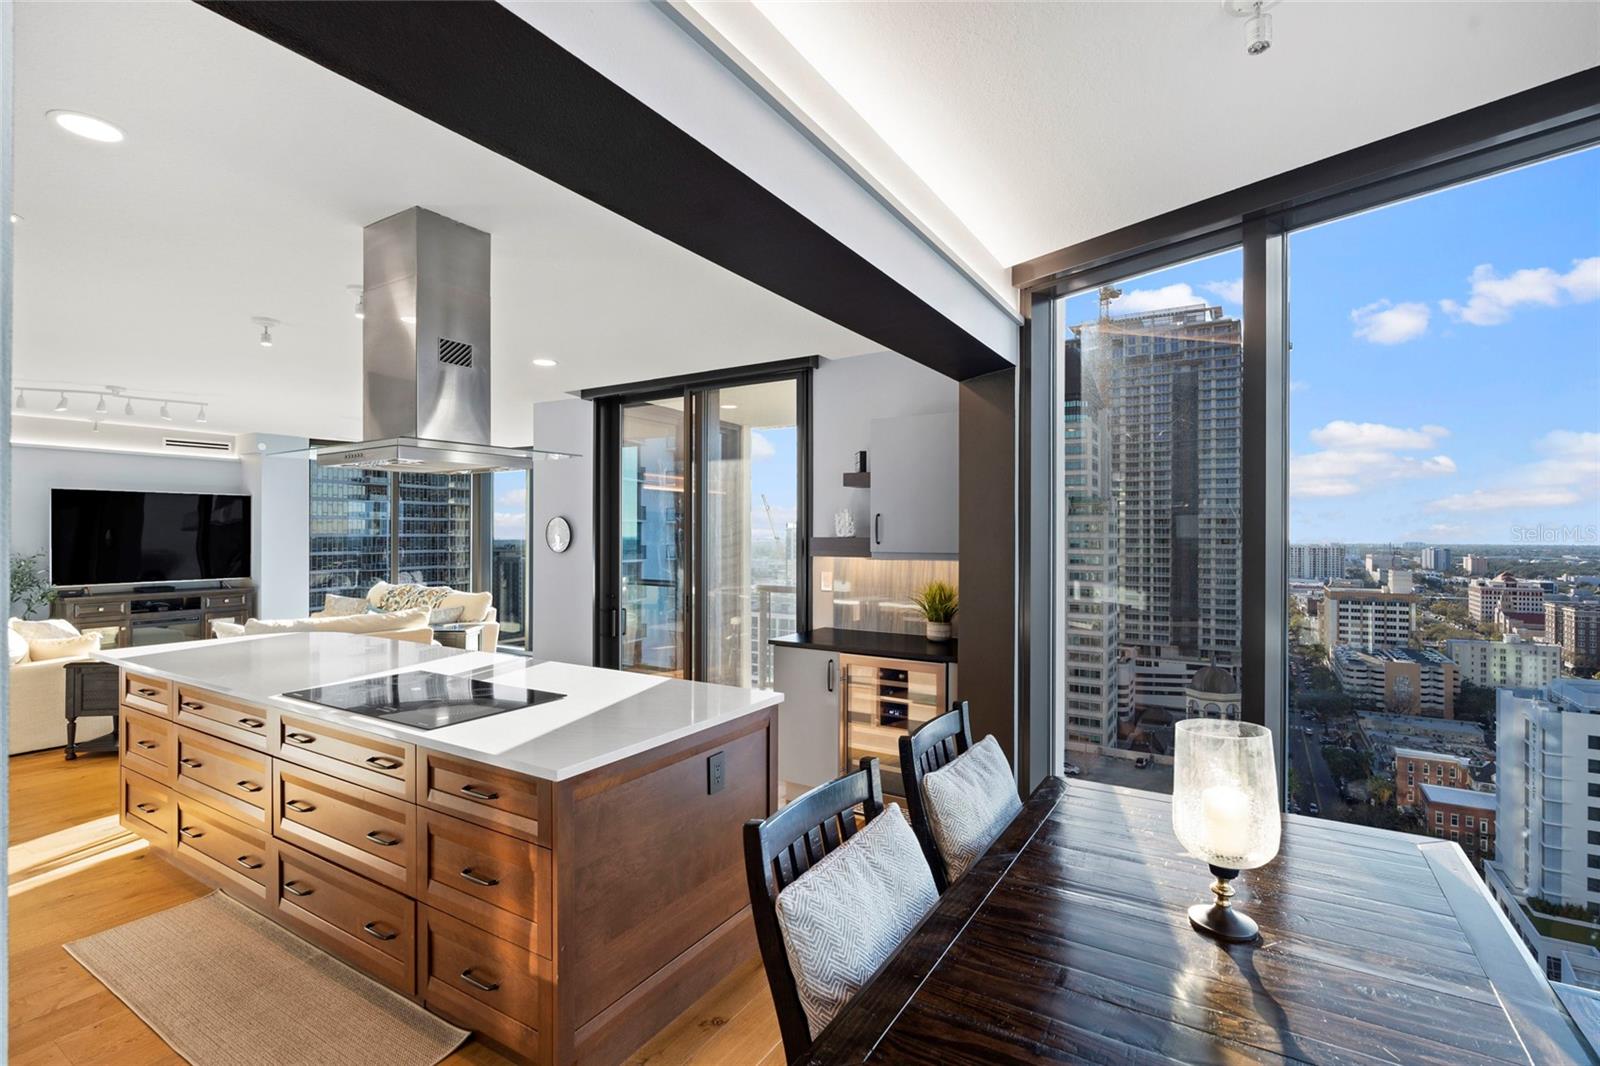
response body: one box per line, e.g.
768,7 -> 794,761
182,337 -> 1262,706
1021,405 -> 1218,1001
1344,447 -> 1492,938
314,207 -> 572,474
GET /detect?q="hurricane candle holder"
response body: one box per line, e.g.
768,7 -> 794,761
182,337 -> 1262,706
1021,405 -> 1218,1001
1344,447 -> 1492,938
1172,719 -> 1280,943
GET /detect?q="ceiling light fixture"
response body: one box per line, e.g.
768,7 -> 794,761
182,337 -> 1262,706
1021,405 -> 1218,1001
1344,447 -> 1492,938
196,406 -> 208,424
159,403 -> 173,422
8,214 -> 19,224
1224,0 -> 1276,56
348,284 -> 365,320
531,358 -> 558,368
14,391 -> 24,411
252,316 -> 279,347
95,394 -> 108,414
12,384 -> 210,425
54,392 -> 69,412
46,109 -> 126,143
125,399 -> 135,416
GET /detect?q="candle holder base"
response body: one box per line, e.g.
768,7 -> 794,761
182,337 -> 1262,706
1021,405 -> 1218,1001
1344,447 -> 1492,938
1189,864 -> 1259,943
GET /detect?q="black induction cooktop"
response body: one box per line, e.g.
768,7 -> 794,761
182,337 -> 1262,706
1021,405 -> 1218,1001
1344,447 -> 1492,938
281,671 -> 564,731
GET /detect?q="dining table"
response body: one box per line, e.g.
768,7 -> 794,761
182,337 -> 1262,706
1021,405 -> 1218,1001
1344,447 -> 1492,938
802,777 -> 1594,1065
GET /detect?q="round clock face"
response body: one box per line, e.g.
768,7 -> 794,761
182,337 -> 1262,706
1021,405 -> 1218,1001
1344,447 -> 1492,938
545,516 -> 572,553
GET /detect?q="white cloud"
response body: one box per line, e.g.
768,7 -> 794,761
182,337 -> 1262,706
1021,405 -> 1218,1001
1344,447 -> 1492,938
1426,487 -> 1582,513
1350,299 -> 1430,345
495,485 -> 526,508
1111,283 -> 1205,314
749,430 -> 776,461
1288,380 -> 1308,394
1203,279 -> 1243,305
1439,256 -> 1600,326
1428,429 -> 1600,513
493,511 -> 526,538
1293,420 -> 1455,499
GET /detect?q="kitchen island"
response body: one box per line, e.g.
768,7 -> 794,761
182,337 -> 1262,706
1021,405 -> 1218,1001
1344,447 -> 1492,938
100,632 -> 781,1066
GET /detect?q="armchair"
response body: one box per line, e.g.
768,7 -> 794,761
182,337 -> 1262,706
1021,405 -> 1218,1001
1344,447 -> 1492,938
8,619 -> 108,755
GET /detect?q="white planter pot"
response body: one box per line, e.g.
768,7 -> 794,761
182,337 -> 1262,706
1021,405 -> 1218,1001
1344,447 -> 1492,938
925,621 -> 952,642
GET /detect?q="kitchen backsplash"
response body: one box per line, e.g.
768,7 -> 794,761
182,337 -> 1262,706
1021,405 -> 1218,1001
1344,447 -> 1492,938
813,558 -> 960,636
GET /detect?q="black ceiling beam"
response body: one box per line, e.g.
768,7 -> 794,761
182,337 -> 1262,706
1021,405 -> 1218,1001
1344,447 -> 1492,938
198,0 -> 1010,381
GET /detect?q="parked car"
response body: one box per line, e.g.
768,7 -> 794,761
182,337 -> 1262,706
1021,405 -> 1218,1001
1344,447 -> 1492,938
1308,802 -> 1321,815
1134,756 -> 1150,769
1064,763 -> 1082,776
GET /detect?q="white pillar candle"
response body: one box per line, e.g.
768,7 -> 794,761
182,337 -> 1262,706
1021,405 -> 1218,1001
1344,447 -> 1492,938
1201,784 -> 1252,862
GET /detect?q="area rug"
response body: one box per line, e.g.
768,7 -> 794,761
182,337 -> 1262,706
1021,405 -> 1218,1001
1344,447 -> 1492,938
64,892 -> 468,1066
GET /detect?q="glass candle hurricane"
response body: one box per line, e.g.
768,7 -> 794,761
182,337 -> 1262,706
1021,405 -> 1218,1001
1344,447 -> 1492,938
1172,719 -> 1280,942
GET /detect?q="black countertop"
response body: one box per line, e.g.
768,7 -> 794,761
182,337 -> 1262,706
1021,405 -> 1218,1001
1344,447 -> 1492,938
769,628 -> 958,664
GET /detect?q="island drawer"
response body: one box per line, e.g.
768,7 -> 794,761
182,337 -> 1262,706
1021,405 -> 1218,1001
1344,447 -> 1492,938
176,686 -> 270,751
417,810 -> 552,958
121,671 -> 173,717
277,712 -> 414,800
273,762 -> 416,896
121,707 -> 175,783
422,751 -> 549,847
120,767 -> 174,849
175,796 -> 273,908
173,726 -> 271,829
419,905 -> 545,1062
275,841 -> 416,996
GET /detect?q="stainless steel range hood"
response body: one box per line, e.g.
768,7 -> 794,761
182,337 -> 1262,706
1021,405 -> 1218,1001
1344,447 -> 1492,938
314,207 -> 573,474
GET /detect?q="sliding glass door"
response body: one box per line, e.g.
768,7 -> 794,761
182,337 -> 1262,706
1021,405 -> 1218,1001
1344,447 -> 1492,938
597,364 -> 811,686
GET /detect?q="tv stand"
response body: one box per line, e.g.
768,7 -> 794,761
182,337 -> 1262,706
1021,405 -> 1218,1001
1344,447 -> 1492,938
51,583 -> 255,648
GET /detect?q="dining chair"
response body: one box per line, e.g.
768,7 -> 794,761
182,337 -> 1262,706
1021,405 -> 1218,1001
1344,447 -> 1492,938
898,701 -> 973,892
744,757 -> 885,1063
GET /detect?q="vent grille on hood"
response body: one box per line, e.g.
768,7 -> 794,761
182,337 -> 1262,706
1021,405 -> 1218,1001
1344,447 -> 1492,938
437,337 -> 473,368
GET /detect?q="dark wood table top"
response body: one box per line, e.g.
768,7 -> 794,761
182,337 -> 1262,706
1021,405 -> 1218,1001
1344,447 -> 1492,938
803,778 -> 1594,1065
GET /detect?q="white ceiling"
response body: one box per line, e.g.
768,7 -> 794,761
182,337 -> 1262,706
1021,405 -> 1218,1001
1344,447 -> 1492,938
704,0 -> 1600,270
11,2 -> 879,445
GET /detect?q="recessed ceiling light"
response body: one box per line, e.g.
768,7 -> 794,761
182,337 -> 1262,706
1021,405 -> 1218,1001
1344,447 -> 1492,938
531,358 -> 558,368
47,109 -> 125,143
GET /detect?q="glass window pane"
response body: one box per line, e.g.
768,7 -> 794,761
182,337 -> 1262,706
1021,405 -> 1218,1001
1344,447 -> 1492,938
1056,248 -> 1245,794
396,472 -> 474,588
491,470 -> 529,649
308,465 -> 391,612
620,399 -> 688,677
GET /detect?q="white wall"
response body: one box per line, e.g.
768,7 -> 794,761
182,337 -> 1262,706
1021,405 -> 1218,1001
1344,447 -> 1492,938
238,435 -> 311,619
529,399 -> 594,665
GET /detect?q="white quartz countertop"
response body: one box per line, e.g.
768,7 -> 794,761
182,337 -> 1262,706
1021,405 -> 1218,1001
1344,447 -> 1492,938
97,633 -> 782,781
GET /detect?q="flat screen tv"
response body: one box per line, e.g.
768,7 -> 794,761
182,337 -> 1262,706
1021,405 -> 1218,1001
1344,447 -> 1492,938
50,489 -> 252,587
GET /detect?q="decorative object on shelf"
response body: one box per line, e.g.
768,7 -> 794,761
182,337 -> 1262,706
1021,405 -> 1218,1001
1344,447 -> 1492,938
853,450 -> 868,473
833,510 -> 856,538
911,580 -> 958,642
9,552 -> 56,618
1172,719 -> 1280,943
545,515 -> 572,553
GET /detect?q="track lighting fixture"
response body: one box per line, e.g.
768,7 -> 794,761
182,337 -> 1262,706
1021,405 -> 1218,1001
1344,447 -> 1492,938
160,403 -> 173,422
13,384 -> 210,426
1224,0 -> 1277,56
252,316 -> 279,348
14,390 -> 25,410
196,406 -> 208,424
95,394 -> 108,414
55,392 -> 69,412
125,398 -> 135,416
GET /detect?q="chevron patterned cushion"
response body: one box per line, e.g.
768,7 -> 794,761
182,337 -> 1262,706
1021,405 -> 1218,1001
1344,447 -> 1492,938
774,803 -> 937,1038
922,735 -> 1023,884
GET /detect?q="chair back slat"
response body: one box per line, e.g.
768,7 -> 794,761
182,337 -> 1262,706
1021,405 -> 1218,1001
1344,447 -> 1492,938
898,701 -> 974,893
744,758 -> 885,1063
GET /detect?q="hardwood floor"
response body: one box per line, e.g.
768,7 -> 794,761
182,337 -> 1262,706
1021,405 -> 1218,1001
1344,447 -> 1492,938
7,750 -> 782,1065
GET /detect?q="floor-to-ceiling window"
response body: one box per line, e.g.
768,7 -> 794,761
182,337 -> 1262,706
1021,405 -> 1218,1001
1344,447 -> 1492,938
490,469 -> 530,649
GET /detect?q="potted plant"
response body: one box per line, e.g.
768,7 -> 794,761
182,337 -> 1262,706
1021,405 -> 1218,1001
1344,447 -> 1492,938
9,552 -> 56,619
912,580 -> 958,641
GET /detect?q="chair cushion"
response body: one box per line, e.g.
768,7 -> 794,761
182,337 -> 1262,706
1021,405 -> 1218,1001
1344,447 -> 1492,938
922,735 -> 1023,883
27,632 -> 102,661
774,803 -> 937,1038
211,620 -> 248,638
319,594 -> 371,617
9,617 -> 80,642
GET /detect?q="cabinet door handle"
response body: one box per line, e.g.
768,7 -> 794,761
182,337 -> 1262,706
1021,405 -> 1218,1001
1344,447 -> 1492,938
134,802 -> 159,814
826,658 -> 836,693
136,686 -> 159,697
235,780 -> 263,794
285,799 -> 316,813
365,830 -> 401,847
459,968 -> 499,993
179,757 -> 203,769
285,731 -> 316,745
180,700 -> 205,712
459,784 -> 499,802
365,755 -> 402,770
238,716 -> 265,730
283,880 -> 313,897
362,921 -> 398,942
874,513 -> 882,545
459,867 -> 499,888
236,855 -> 263,871
179,825 -> 204,840
135,739 -> 159,750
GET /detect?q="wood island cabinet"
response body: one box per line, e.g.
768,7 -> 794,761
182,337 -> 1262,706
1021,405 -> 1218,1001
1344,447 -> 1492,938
114,665 -> 776,1065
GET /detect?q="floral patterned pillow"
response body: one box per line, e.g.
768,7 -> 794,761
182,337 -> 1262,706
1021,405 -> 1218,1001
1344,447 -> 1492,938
376,584 -> 452,613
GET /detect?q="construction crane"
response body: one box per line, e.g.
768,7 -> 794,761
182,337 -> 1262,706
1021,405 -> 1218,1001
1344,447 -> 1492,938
1098,284 -> 1123,320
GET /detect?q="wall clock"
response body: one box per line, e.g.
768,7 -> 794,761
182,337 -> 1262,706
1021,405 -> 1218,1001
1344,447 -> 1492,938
545,515 -> 573,553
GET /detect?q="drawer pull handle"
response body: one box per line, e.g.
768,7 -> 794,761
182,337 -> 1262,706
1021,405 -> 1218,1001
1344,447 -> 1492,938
283,880 -> 313,898
239,717 -> 265,729
459,969 -> 499,993
366,830 -> 401,847
286,732 -> 316,745
365,755 -> 403,770
180,700 -> 205,712
236,855 -> 263,871
135,739 -> 160,750
236,780 -> 263,794
179,757 -> 204,769
362,921 -> 398,942
459,784 -> 499,802
136,687 -> 159,697
459,867 -> 499,888
179,826 -> 204,840
285,799 -> 316,813
134,802 -> 160,814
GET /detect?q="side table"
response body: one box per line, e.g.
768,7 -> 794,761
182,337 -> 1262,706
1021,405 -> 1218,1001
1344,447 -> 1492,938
65,660 -> 121,759
433,622 -> 493,651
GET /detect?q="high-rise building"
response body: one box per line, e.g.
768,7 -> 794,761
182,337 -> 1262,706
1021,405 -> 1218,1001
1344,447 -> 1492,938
395,472 -> 473,589
1462,554 -> 1492,576
1392,747 -> 1476,808
1365,551 -> 1403,580
1289,543 -> 1346,583
1321,588 -> 1418,651
1468,573 -> 1550,624
1080,303 -> 1242,667
1386,569 -> 1415,594
1421,547 -> 1454,572
308,465 -> 392,610
1444,635 -> 1562,689
1332,645 -> 1460,717
1546,595 -> 1600,671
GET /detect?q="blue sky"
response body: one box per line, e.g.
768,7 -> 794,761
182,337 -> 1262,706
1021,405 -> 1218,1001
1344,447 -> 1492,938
1063,145 -> 1599,546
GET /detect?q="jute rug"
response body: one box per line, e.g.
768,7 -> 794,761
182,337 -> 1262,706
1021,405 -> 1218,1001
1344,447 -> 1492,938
65,892 -> 468,1066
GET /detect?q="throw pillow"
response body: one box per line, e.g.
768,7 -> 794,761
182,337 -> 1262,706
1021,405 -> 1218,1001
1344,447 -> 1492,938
921,735 -> 1023,884
7,631 -> 29,664
9,617 -> 80,643
377,583 -> 451,613
428,606 -> 465,626
320,594 -> 370,617
27,632 -> 102,661
437,589 -> 492,623
774,803 -> 937,1037
211,620 -> 247,638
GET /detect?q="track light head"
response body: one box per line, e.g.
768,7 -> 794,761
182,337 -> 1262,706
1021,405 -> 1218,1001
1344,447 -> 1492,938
196,406 -> 208,424
14,390 -> 24,411
54,392 -> 69,412
160,403 -> 173,422
95,394 -> 108,414
251,316 -> 279,348
125,399 -> 136,416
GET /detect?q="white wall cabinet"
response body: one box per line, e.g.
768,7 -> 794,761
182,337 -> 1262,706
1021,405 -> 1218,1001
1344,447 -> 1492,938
771,645 -> 841,804
868,411 -> 958,557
